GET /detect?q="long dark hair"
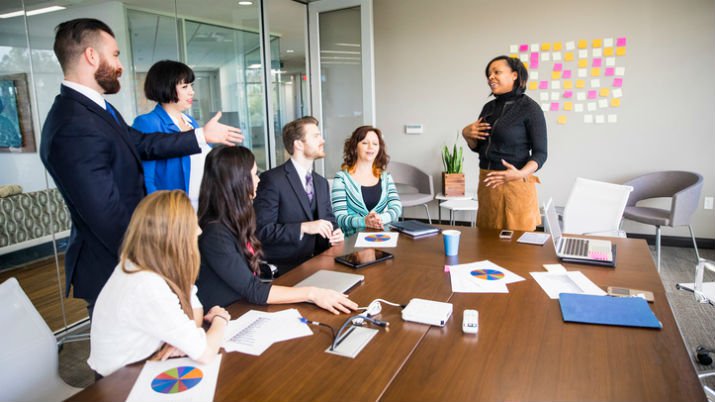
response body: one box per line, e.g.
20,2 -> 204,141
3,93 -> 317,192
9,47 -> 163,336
198,146 -> 262,273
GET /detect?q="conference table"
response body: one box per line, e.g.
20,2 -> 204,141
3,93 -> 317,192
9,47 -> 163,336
68,226 -> 705,401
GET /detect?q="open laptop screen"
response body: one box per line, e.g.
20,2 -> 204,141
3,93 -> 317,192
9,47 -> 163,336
543,198 -> 562,249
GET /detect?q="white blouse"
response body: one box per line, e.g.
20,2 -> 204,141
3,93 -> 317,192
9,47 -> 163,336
88,262 -> 206,376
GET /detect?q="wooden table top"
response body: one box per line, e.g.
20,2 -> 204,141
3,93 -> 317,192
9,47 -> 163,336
68,227 -> 705,402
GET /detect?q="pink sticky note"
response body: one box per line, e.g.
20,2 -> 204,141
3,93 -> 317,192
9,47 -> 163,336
444,265 -> 451,273
605,67 -> 615,76
613,78 -> 623,87
530,52 -> 539,61
587,90 -> 597,99
553,63 -> 563,72
519,44 -> 529,52
563,90 -> 573,98
531,59 -> 539,69
562,70 -> 572,79
539,80 -> 548,89
592,58 -> 602,67
616,37 -> 627,47
550,102 -> 559,111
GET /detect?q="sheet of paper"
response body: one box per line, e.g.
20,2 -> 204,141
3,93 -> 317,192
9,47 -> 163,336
530,271 -> 607,299
517,232 -> 550,245
449,261 -> 512,293
355,231 -> 398,248
126,355 -> 221,402
543,263 -> 567,273
223,311 -> 278,355
265,308 -> 313,343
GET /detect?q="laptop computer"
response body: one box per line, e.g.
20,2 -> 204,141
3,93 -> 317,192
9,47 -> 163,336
294,270 -> 364,294
543,198 -> 616,267
389,220 -> 440,238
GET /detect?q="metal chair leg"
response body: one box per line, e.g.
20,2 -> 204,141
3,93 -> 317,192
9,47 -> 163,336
656,226 -> 661,273
688,224 -> 701,261
422,204 -> 432,224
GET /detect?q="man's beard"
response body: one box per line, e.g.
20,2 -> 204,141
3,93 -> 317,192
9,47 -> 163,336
305,147 -> 325,160
95,58 -> 121,94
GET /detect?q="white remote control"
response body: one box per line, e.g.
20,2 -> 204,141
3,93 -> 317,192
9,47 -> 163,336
462,309 -> 479,334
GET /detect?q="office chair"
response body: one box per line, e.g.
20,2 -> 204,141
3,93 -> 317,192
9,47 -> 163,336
562,177 -> 633,237
389,161 -> 434,224
622,171 -> 703,272
0,277 -> 83,402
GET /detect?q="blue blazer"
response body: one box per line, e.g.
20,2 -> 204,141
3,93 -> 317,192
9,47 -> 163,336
40,85 -> 200,301
132,105 -> 199,194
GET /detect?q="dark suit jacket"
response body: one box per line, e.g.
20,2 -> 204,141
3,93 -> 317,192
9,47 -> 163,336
253,160 -> 336,273
40,85 -> 200,301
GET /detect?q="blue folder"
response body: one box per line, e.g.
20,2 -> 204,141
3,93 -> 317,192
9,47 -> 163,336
559,293 -> 662,329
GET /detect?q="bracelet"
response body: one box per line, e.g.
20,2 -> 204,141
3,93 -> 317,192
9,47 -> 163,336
212,315 -> 229,324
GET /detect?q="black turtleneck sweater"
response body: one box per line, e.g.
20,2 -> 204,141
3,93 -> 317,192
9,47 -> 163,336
470,89 -> 547,171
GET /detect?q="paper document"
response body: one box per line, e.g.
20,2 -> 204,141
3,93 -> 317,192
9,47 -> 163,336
517,232 -> 550,245
126,355 -> 221,402
449,260 -> 525,293
530,271 -> 607,299
223,309 -> 312,355
355,232 -> 399,248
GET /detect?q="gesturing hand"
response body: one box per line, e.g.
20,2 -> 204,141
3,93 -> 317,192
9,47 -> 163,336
462,117 -> 491,142
484,159 -> 524,188
202,112 -> 244,145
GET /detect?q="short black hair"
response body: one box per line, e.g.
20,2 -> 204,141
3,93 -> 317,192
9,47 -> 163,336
143,60 -> 195,103
282,116 -> 319,155
485,55 -> 529,93
54,19 -> 114,73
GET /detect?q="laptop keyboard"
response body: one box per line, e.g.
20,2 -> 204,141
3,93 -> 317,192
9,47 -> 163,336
560,238 -> 589,257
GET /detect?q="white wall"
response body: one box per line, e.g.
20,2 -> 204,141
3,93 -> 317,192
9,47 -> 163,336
373,0 -> 715,238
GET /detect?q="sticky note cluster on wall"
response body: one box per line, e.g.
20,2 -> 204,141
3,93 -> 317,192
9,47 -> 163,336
508,36 -> 626,125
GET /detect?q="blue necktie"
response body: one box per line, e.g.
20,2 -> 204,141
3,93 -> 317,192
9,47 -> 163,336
105,101 -> 120,124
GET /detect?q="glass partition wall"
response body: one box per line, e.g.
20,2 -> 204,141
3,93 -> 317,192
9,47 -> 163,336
0,0 -> 309,340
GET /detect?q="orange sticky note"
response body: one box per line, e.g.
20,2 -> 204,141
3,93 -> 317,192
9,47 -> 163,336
553,42 -> 563,51
604,47 -> 614,56
557,115 -> 567,125
611,98 -> 621,107
591,67 -> 601,77
616,47 -> 626,56
592,39 -> 603,48
576,79 -> 586,88
551,71 -> 561,80
599,88 -> 610,97
528,81 -> 538,90
541,43 -> 551,51
563,80 -> 573,89
563,102 -> 573,111
578,59 -> 588,68
577,39 -> 588,49
564,52 -> 574,61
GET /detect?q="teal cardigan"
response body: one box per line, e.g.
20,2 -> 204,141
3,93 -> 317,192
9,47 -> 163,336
331,170 -> 402,236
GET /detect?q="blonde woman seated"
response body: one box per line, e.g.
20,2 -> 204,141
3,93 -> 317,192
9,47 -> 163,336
331,126 -> 402,236
87,191 -> 229,377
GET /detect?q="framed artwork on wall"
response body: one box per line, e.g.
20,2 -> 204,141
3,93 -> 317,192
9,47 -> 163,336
0,73 -> 35,153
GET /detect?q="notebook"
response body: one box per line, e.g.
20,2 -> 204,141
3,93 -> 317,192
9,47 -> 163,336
294,270 -> 364,294
389,220 -> 440,238
559,293 -> 662,329
543,199 -> 616,267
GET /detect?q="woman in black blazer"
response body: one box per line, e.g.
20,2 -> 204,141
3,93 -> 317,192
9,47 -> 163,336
195,146 -> 357,314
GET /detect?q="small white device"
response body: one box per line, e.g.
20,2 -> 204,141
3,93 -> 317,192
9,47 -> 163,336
462,309 -> 479,334
401,298 -> 453,327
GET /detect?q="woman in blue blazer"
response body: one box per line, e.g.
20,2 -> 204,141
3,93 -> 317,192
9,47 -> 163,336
133,60 -> 201,197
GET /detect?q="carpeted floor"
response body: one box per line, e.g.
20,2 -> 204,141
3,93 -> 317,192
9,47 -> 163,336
57,245 -> 715,394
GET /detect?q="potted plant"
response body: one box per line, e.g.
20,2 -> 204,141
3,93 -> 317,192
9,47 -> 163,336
441,144 -> 465,196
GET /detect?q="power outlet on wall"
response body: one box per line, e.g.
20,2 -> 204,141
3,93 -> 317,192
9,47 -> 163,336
705,196 -> 714,210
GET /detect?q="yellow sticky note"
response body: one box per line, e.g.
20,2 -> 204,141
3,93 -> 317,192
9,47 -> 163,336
592,39 -> 603,48
616,47 -> 626,56
591,67 -> 601,77
510,53 -> 518,59
576,79 -> 586,88
553,42 -> 563,51
600,88 -> 610,97
557,115 -> 567,125
604,47 -> 614,56
528,81 -> 538,90
578,59 -> 588,68
611,98 -> 621,107
551,71 -> 561,80
563,102 -> 573,111
523,61 -> 529,69
577,39 -> 588,49
564,52 -> 574,61
541,43 -> 551,51
563,80 -> 573,89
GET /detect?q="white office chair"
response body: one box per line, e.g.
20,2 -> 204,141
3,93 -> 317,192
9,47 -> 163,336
562,177 -> 633,237
0,277 -> 82,402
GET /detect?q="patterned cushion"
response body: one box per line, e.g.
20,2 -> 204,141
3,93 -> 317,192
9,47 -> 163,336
0,188 -> 70,248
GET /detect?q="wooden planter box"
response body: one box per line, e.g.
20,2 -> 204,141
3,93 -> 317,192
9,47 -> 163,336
442,172 -> 465,196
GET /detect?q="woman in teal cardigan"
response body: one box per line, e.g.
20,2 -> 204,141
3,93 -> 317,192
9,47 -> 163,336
331,126 -> 402,236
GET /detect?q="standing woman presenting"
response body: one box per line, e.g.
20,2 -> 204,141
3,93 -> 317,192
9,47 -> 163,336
462,55 -> 547,231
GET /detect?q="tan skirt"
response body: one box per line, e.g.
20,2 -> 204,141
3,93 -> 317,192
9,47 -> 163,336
476,169 -> 541,231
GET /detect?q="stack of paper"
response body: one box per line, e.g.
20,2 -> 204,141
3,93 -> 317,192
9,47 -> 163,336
223,309 -> 313,355
449,260 -> 525,293
530,267 -> 606,299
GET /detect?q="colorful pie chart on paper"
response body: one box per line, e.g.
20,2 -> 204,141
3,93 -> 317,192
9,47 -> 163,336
364,234 -> 392,242
151,366 -> 203,394
470,268 -> 505,281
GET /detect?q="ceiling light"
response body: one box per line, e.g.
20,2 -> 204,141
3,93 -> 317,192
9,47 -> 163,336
238,1 -> 254,5
0,5 -> 66,18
